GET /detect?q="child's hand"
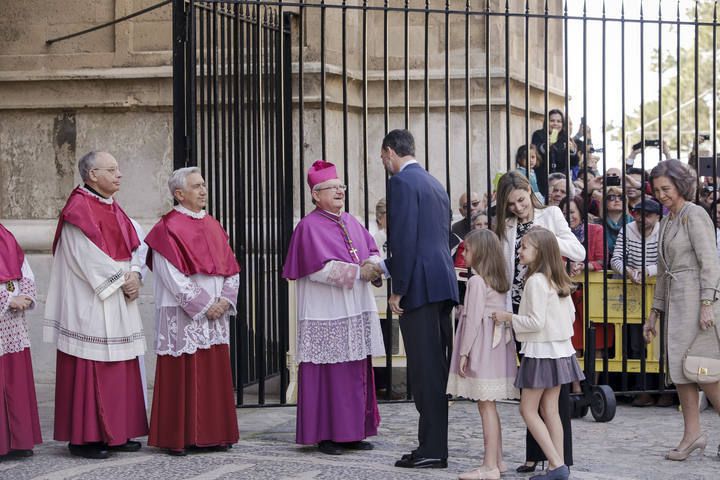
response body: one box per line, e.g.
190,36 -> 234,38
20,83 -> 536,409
492,311 -> 512,325
459,356 -> 468,378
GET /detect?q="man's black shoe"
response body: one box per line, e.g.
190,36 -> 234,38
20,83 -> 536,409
68,444 -> 110,459
338,441 -> 373,451
108,440 -> 142,452
395,456 -> 447,468
3,449 -> 33,458
318,440 -> 343,455
400,450 -> 418,461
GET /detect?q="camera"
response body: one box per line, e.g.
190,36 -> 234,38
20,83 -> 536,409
700,133 -> 711,142
703,185 -> 715,194
631,139 -> 660,151
605,175 -> 621,186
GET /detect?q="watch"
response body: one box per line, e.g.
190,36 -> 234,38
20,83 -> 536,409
702,299 -> 714,307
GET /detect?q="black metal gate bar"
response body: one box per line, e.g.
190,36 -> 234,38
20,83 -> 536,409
505,0 -> 511,172
599,1 -> 609,387
424,0 -> 430,173
362,0 -> 370,228
342,0 -> 349,210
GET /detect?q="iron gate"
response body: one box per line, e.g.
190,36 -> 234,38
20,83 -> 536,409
172,0 -> 293,405
172,0 -> 720,407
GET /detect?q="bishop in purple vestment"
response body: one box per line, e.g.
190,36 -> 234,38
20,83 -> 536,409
282,160 -> 386,455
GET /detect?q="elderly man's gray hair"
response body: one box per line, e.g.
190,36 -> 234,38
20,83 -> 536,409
168,166 -> 202,197
78,151 -> 100,182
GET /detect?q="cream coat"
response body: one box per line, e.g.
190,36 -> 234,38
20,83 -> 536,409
501,206 -> 586,310
512,273 -> 575,343
653,202 -> 720,384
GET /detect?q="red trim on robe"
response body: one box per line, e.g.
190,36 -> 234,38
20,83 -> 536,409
52,187 -> 140,261
148,344 -> 239,450
145,210 -> 240,277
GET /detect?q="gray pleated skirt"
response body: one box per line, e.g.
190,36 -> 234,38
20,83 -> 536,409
514,356 -> 585,389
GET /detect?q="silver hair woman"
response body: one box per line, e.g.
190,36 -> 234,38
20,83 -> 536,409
167,166 -> 201,197
645,159 -> 720,461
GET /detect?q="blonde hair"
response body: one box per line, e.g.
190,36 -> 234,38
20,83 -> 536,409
495,171 -> 545,242
522,227 -> 574,297
463,229 -> 510,294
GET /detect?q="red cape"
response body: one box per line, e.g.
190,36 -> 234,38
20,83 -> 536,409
0,223 -> 24,282
52,186 -> 140,261
145,209 -> 240,277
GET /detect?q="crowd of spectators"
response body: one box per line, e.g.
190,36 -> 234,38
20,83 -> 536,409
433,110 -> 720,407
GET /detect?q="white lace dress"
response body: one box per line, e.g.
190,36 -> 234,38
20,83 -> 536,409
0,259 -> 36,357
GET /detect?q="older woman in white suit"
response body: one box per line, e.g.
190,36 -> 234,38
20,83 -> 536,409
494,171 -> 585,473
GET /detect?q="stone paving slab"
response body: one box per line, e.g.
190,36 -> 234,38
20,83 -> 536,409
2,386 -> 719,479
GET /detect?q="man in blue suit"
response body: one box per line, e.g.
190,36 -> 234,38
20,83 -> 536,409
380,129 -> 459,469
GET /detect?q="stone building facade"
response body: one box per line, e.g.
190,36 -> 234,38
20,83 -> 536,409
0,0 -> 564,384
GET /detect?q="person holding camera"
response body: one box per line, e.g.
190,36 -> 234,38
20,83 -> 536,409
626,140 -> 672,169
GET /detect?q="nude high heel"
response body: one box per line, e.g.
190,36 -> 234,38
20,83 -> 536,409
665,434 -> 707,461
458,466 -> 500,480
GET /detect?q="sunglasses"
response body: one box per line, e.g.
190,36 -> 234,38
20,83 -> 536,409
606,194 -> 622,201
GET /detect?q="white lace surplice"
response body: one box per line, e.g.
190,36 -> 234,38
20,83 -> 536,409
152,252 -> 239,357
0,259 -> 36,356
296,259 -> 386,365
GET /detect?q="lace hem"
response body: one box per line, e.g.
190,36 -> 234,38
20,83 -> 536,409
155,306 -> 231,356
446,374 -> 520,402
156,337 -> 229,357
296,312 -> 385,364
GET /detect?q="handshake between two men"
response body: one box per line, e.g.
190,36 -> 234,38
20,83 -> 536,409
360,259 -> 384,288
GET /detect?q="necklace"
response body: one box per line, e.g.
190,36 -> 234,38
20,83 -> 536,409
317,210 -> 361,264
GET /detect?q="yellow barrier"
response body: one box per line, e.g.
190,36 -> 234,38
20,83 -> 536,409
576,271 -> 660,374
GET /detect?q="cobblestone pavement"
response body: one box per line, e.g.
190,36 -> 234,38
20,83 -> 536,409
2,386 -> 719,479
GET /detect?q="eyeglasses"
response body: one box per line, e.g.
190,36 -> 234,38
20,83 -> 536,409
315,184 -> 347,192
606,194 -> 622,201
92,167 -> 120,175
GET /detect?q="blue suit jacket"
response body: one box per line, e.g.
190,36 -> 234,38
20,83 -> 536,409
386,163 -> 459,312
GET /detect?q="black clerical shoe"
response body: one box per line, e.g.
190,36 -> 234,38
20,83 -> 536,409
208,444 -> 230,452
3,449 -> 33,458
400,449 -> 419,461
108,440 -> 142,452
394,456 -> 447,469
318,440 -> 343,455
69,443 -> 110,459
338,441 -> 373,451
167,449 -> 187,457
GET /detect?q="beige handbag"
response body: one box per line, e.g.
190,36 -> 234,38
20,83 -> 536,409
683,327 -> 720,384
